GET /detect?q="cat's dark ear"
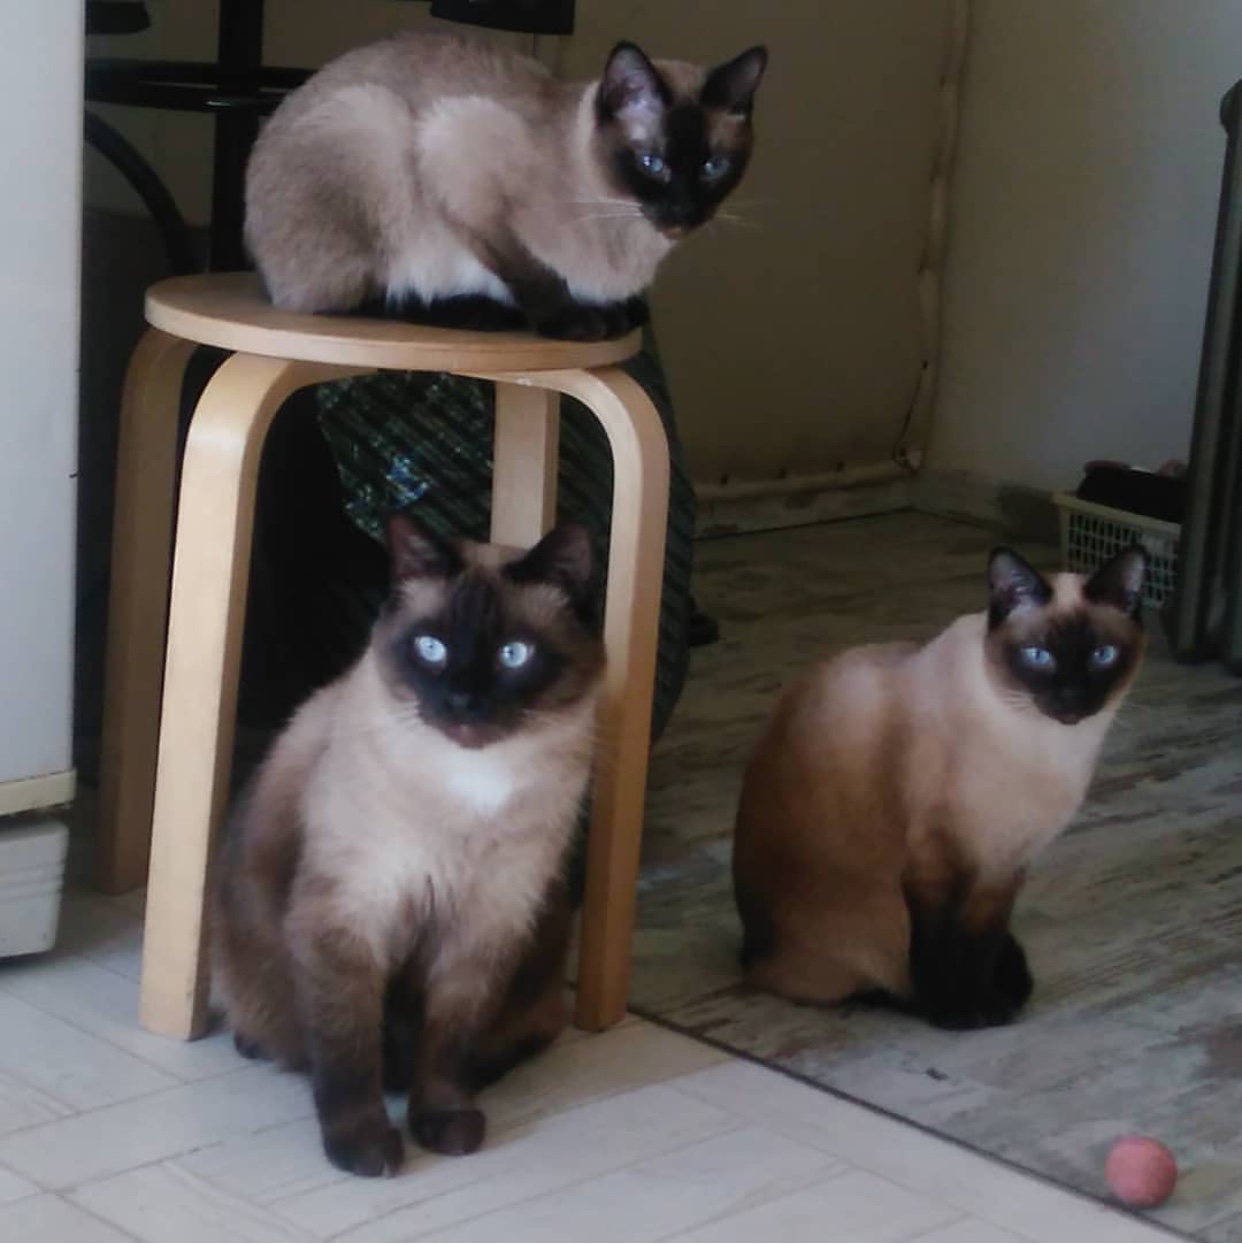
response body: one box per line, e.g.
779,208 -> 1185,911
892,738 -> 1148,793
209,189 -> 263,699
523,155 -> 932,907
506,524 -> 594,599
1084,544 -> 1147,619
702,46 -> 768,117
598,41 -> 670,120
386,512 -> 461,582
987,547 -> 1052,626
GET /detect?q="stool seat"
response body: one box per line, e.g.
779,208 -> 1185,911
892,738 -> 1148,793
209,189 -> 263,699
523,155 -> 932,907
147,273 -> 643,372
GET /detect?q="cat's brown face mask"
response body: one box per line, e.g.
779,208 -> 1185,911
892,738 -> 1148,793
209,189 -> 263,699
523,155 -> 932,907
375,515 -> 604,749
984,545 -> 1148,726
593,41 -> 768,237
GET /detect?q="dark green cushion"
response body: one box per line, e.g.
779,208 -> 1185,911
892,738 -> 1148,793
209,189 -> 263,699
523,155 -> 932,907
313,328 -> 695,741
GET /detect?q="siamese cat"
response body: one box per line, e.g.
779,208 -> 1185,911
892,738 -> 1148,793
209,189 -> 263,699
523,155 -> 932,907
212,514 -> 604,1177
245,31 -> 767,340
732,545 -> 1148,1030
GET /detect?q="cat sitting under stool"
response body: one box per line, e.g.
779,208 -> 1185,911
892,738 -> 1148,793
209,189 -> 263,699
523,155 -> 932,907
212,515 -> 604,1177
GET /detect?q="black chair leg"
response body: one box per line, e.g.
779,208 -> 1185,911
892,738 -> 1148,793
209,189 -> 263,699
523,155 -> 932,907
83,110 -> 199,275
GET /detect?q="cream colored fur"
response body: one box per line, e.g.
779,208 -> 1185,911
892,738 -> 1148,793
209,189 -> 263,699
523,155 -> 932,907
897,599 -> 1118,883
245,32 -> 677,311
212,647 -> 597,1023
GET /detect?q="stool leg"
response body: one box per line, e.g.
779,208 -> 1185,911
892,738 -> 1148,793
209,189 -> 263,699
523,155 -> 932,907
97,329 -> 197,894
490,381 -> 559,546
140,353 -> 368,1039
541,367 -> 670,1031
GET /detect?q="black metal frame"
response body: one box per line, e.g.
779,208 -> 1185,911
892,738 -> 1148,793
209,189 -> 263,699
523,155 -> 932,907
82,109 -> 200,275
1169,81 -> 1242,673
83,0 -> 574,270
84,0 -> 308,271
428,0 -> 574,36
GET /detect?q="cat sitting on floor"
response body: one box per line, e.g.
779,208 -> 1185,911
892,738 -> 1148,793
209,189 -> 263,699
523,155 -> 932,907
211,514 -> 604,1177
245,31 -> 767,340
732,544 -> 1148,1030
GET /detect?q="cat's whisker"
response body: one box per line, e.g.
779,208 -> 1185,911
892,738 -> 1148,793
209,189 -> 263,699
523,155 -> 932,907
569,210 -> 646,222
570,219 -> 647,230
1000,689 -> 1039,714
519,705 -> 603,732
711,212 -> 759,231
332,720 -> 422,747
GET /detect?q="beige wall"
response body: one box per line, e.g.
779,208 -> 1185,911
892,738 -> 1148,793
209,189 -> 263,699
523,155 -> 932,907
87,1 -> 955,491
930,0 -> 1242,493
564,2 -> 953,491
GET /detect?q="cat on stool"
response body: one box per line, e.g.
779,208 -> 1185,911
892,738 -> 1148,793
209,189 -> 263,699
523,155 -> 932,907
732,545 -> 1148,1030
245,32 -> 767,340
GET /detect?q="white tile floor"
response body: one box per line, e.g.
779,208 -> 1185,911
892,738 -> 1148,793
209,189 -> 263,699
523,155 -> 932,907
0,891 -> 1177,1243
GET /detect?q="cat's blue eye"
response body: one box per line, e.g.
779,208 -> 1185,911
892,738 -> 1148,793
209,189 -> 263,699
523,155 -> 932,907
701,154 -> 730,179
1020,645 -> 1056,671
1091,643 -> 1120,669
498,640 -> 533,670
414,635 -> 447,665
638,151 -> 669,179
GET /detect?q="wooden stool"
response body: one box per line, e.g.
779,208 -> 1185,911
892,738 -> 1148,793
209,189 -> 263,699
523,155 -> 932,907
96,273 -> 669,1040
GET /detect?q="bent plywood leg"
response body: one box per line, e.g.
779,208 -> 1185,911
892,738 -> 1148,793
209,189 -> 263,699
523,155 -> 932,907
97,329 -> 197,894
490,380 -> 559,547
140,353 -> 369,1039
526,367 -> 669,1030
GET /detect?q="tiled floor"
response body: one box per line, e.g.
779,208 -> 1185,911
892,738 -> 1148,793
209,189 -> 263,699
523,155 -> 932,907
0,890 -> 1175,1242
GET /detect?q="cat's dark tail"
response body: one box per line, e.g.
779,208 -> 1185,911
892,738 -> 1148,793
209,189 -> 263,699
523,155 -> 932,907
734,877 -> 774,972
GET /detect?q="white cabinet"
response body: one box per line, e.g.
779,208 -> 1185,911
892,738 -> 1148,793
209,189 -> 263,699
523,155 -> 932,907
0,1 -> 82,811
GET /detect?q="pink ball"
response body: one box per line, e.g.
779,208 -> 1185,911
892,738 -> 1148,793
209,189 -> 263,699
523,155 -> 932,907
1105,1136 -> 1178,1208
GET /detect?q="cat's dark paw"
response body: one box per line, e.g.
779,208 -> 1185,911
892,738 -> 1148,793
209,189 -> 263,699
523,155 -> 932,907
623,295 -> 651,329
534,302 -> 630,341
426,295 -> 528,332
924,961 -> 1029,1031
908,910 -> 1033,1031
321,1115 -> 405,1178
232,1032 -> 268,1061
926,990 -> 1021,1031
535,305 -> 610,341
410,1106 -> 486,1156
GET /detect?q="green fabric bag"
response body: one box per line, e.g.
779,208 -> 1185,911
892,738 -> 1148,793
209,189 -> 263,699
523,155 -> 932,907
312,328 -> 696,742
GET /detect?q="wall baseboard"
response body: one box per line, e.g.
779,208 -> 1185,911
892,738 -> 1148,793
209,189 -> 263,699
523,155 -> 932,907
696,467 -> 916,539
913,467 -> 1061,545
0,770 -> 75,819
692,465 -> 1062,548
